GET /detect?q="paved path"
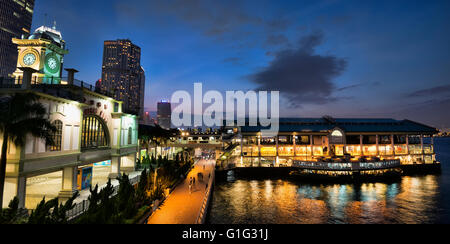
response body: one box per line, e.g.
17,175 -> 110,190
147,159 -> 215,224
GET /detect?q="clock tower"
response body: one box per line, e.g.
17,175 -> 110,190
12,25 -> 68,84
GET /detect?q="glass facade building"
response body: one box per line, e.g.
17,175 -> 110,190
100,39 -> 145,117
157,100 -> 171,129
0,0 -> 34,77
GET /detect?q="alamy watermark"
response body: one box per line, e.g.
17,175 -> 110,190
170,83 -> 279,136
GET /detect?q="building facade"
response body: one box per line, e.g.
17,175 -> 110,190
221,117 -> 439,172
1,26 -> 138,209
157,100 -> 171,129
99,39 -> 145,117
0,0 -> 34,77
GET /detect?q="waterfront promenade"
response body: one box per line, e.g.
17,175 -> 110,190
147,159 -> 215,224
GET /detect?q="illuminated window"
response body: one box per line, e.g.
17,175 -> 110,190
48,120 -> 63,151
331,130 -> 343,137
81,115 -> 109,149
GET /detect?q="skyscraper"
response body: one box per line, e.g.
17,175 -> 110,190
157,100 -> 171,129
0,0 -> 35,77
99,39 -> 145,116
138,66 -> 145,121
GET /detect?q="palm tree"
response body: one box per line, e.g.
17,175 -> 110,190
0,92 -> 56,207
149,156 -> 162,191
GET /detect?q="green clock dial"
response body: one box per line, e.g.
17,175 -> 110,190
45,53 -> 60,74
23,53 -> 36,66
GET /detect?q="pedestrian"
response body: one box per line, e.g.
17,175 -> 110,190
193,176 -> 196,185
189,183 -> 192,194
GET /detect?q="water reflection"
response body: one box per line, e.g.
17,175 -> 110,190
208,175 -> 441,224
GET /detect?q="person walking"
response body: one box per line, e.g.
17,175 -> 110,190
189,177 -> 192,194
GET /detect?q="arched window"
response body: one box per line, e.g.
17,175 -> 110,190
48,120 -> 63,151
330,129 -> 345,144
128,127 -> 132,145
81,115 -> 109,149
331,130 -> 343,137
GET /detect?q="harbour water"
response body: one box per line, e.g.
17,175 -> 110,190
207,137 -> 450,224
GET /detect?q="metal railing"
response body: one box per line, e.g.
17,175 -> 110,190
0,76 -> 115,98
65,174 -> 141,220
292,160 -> 400,171
195,165 -> 215,224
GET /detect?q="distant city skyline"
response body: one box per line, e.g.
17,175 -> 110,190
28,0 -> 450,128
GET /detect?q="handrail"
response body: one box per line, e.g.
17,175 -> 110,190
65,173 -> 141,220
292,159 -> 401,171
195,163 -> 215,224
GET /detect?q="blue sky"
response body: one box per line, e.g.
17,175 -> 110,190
31,0 -> 450,128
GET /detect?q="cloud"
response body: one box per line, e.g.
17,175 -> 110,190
264,34 -> 289,46
336,83 -> 362,91
223,57 -> 242,65
405,84 -> 450,97
146,0 -> 262,38
116,0 -> 297,51
396,98 -> 450,128
336,81 -> 379,92
248,32 -> 348,105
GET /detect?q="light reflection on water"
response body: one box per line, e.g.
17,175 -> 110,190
208,176 -> 439,224
207,138 -> 450,224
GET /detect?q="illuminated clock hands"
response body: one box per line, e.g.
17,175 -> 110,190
48,58 -> 57,69
23,53 -> 36,66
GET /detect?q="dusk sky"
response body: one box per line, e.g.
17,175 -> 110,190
31,0 -> 450,128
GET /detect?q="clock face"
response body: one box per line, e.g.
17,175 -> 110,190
45,53 -> 60,74
23,53 -> 36,66
48,57 -> 57,70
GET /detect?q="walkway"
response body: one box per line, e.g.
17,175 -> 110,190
147,159 -> 215,224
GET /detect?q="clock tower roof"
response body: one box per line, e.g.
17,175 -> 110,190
28,25 -> 65,49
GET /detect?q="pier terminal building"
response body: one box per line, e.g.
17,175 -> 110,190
219,117 -> 439,177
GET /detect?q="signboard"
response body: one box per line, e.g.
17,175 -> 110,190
93,160 -> 111,166
77,166 -> 93,190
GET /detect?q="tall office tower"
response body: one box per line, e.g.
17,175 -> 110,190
138,66 -> 145,121
157,100 -> 171,129
100,39 -> 144,116
0,0 -> 35,77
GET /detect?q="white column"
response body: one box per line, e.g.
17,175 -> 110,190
376,135 -> 379,156
406,134 -> 410,154
109,156 -> 121,179
431,135 -> 434,153
360,135 -> 363,156
293,134 -> 296,157
240,135 -> 243,156
58,166 -> 77,203
391,134 -> 395,156
420,134 -> 424,163
17,176 -> 26,209
276,136 -> 279,156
